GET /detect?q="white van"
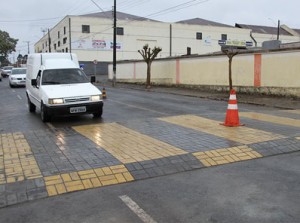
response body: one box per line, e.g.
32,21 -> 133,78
26,53 -> 103,122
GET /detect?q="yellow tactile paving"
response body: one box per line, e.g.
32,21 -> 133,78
193,145 -> 263,167
73,123 -> 187,164
0,133 -> 42,184
159,115 -> 284,144
45,165 -> 134,196
240,112 -> 300,127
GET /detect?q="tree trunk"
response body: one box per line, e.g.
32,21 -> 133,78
228,56 -> 233,90
146,62 -> 151,88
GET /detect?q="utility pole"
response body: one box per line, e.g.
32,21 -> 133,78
277,20 -> 280,40
48,29 -> 51,52
24,41 -> 30,54
112,0 -> 117,87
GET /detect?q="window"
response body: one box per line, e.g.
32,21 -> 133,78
58,31 -> 60,38
64,26 -> 66,35
82,25 -> 90,33
42,69 -> 89,85
65,47 -> 68,53
63,37 -> 67,44
58,41 -> 60,47
221,34 -> 227,40
196,32 -> 202,40
54,44 -> 57,50
116,27 -> 124,35
62,49 -> 64,52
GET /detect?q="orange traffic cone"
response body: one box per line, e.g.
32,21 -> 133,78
102,88 -> 107,99
221,89 -> 244,127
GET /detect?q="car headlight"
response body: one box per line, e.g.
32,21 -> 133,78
48,98 -> 64,104
11,77 -> 17,80
91,95 -> 102,101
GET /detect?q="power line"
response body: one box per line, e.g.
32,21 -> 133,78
0,17 -> 62,23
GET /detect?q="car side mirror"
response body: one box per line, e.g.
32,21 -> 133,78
91,76 -> 96,83
31,79 -> 37,86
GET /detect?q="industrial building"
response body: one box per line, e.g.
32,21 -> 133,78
34,11 -> 300,74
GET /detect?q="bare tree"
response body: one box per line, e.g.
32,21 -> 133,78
138,44 -> 162,88
222,47 -> 239,90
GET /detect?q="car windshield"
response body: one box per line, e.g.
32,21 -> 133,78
41,68 -> 89,85
11,68 -> 27,75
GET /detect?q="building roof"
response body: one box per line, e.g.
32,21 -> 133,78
80,11 -> 159,22
176,18 -> 233,27
235,23 -> 293,36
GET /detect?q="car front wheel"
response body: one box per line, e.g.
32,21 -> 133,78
41,102 -> 51,122
93,108 -> 103,118
27,96 -> 36,113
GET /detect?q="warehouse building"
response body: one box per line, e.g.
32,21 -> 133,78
34,11 -> 300,74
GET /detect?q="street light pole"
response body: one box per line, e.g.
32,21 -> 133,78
112,0 -> 117,87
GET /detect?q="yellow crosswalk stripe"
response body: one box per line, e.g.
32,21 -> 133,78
73,123 -> 187,164
159,115 -> 284,145
240,112 -> 300,127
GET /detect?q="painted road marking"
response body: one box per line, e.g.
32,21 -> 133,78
0,133 -> 42,184
159,115 -> 284,145
73,123 -> 187,164
45,165 -> 134,196
193,146 -> 262,167
240,112 -> 300,128
119,195 -> 158,223
17,95 -> 22,100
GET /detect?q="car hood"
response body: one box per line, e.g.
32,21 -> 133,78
42,83 -> 102,98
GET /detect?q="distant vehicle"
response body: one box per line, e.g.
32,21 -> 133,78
2,66 -> 14,77
9,68 -> 27,87
26,53 -> 103,122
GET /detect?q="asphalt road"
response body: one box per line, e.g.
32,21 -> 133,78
0,151 -> 299,223
0,77 -> 299,223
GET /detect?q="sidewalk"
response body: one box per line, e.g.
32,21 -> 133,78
99,81 -> 300,110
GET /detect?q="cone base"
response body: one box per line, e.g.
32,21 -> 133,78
220,123 -> 245,127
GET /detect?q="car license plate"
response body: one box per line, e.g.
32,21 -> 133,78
70,106 -> 86,113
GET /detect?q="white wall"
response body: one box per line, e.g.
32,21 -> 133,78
109,49 -> 300,97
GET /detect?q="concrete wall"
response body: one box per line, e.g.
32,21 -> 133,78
109,49 -> 300,97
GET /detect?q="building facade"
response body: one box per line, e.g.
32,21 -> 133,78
34,12 -> 300,74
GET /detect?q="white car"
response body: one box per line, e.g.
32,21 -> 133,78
9,68 -> 27,87
2,66 -> 13,77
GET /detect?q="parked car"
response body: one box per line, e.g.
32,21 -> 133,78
2,66 -> 14,77
9,68 -> 27,87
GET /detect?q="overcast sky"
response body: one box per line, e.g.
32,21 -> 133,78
1,0 -> 299,59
